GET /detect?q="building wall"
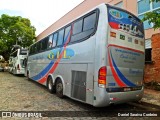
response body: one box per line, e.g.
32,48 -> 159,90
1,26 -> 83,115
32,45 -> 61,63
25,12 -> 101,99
145,28 -> 160,39
144,33 -> 160,83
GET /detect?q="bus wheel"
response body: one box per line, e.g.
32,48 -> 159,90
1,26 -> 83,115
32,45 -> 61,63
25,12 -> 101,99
56,80 -> 64,98
47,77 -> 55,93
27,71 -> 30,80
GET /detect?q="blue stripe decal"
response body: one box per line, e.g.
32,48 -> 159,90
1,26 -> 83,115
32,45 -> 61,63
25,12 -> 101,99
31,61 -> 54,81
110,52 -> 136,87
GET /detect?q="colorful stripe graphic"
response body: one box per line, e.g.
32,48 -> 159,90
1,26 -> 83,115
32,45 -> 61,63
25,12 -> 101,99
31,24 -> 73,84
108,44 -> 144,54
110,52 -> 136,87
108,45 -> 138,87
109,22 -> 119,29
108,50 -> 126,87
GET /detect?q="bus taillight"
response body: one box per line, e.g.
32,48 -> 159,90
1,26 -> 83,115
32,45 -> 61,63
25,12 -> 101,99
98,66 -> 107,88
17,64 -> 20,70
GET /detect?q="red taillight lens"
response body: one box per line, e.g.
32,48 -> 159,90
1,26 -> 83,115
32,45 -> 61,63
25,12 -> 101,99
98,66 -> 107,88
17,64 -> 20,70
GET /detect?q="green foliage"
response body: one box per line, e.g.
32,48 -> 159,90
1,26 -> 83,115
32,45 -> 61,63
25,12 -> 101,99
150,0 -> 160,2
143,0 -> 160,29
0,14 -> 36,60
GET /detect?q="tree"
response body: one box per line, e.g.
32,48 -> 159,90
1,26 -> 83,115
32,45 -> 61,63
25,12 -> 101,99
143,0 -> 160,29
0,14 -> 36,60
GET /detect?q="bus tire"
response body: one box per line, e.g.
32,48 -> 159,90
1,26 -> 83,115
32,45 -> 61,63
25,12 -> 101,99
56,79 -> 64,98
27,71 -> 30,80
47,76 -> 55,93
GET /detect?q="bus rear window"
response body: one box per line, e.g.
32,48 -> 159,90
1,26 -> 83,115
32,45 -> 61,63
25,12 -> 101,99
107,5 -> 144,38
20,50 -> 27,55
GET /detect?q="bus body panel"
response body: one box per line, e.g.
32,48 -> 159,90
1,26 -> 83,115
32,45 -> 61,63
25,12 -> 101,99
93,5 -> 110,106
28,30 -> 96,104
106,5 -> 144,89
93,4 -> 145,107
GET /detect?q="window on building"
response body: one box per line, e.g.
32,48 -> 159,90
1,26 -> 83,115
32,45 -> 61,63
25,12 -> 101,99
138,14 -> 152,29
153,1 -> 160,9
145,48 -> 152,62
114,1 -> 123,8
138,0 -> 150,14
145,39 -> 152,63
138,0 -> 160,29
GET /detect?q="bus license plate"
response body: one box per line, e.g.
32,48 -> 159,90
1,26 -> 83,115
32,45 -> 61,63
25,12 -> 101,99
124,88 -> 131,91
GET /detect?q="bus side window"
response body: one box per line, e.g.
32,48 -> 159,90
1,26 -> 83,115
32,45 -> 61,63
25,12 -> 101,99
57,29 -> 64,46
48,35 -> 53,49
71,12 -> 97,43
83,13 -> 96,31
33,44 -> 37,54
70,19 -> 83,42
37,41 -> 40,52
42,37 -> 48,51
29,46 -> 32,55
72,20 -> 83,35
64,25 -> 71,43
53,33 -> 58,47
39,41 -> 42,51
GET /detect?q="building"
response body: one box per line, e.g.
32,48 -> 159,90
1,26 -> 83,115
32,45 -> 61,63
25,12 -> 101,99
36,0 -> 160,83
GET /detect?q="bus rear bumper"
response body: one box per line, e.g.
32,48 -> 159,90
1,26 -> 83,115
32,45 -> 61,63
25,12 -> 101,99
93,87 -> 144,107
108,88 -> 144,105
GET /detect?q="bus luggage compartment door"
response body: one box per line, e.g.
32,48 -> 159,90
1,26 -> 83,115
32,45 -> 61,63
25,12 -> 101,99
71,64 -> 87,102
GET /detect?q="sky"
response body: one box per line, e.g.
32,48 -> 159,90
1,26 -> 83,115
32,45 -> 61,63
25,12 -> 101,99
0,0 -> 84,36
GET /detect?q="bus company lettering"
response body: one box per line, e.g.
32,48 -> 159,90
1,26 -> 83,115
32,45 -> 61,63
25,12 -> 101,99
129,68 -> 143,75
109,9 -> 123,19
48,48 -> 74,60
115,49 -> 140,56
120,54 -> 136,61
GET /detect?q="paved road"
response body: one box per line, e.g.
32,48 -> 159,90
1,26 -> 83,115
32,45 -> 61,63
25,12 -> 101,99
0,72 -> 159,120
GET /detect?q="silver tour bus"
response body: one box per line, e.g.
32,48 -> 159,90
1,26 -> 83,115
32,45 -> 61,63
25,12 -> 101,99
27,4 -> 145,107
9,48 -> 28,75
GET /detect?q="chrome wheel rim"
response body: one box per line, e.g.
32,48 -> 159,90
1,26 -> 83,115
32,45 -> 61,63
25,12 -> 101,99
48,79 -> 52,90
